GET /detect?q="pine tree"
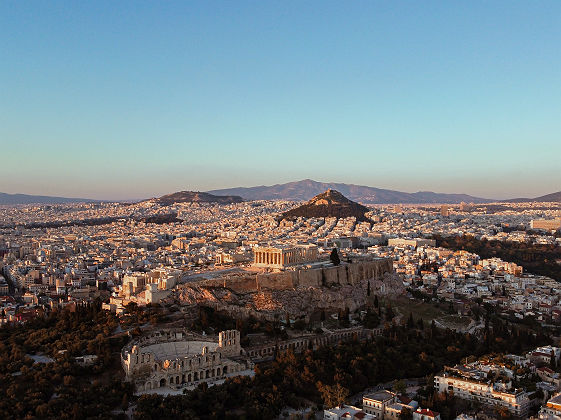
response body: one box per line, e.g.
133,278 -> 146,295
407,312 -> 414,328
121,393 -> 129,412
330,248 -> 340,266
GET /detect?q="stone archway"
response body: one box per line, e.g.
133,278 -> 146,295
159,378 -> 166,388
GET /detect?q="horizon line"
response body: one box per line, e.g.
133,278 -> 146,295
2,178 -> 558,202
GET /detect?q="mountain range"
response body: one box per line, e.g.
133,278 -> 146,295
504,191 -> 561,203
0,192 -> 98,205
2,180 -> 560,205
209,179 -> 497,204
148,191 -> 243,205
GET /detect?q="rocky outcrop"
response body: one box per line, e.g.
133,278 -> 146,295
281,189 -> 371,221
169,259 -> 403,321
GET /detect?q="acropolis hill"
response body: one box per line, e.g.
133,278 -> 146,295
168,257 -> 401,321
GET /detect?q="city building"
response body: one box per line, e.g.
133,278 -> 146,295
434,372 -> 530,417
539,393 -> 561,419
413,408 -> 441,420
531,218 -> 561,231
323,405 -> 375,420
387,238 -> 436,249
363,390 -> 398,419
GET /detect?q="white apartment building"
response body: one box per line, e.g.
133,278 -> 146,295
531,219 -> 561,231
539,393 -> 561,419
413,408 -> 441,420
363,390 -> 398,419
323,405 -> 375,420
434,374 -> 530,417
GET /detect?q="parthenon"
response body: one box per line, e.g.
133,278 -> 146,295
253,244 -> 318,268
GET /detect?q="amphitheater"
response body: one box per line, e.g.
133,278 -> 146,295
122,329 -> 253,392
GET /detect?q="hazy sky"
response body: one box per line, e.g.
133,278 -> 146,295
1,1 -> 560,200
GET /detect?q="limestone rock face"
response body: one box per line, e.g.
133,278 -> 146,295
169,259 -> 403,321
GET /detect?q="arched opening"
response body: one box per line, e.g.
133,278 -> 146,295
146,382 -> 151,390
170,377 -> 174,384
188,373 -> 192,382
205,370 -> 210,378
223,366 -> 228,375
159,378 -> 166,388
176,375 -> 180,384
217,367 -> 221,376
194,372 -> 198,381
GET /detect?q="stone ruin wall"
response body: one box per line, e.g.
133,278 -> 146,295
198,258 -> 393,293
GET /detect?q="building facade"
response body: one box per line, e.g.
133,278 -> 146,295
434,374 -> 530,417
362,390 -> 398,419
539,393 -> 561,419
531,219 -> 561,231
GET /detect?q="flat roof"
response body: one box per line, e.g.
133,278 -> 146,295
364,390 -> 395,402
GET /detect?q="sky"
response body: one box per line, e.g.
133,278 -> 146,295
1,1 -> 560,200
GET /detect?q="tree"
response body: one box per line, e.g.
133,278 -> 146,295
330,248 -> 340,266
407,312 -> 414,328
399,407 -> 413,420
316,381 -> 349,408
393,379 -> 406,395
385,304 -> 395,321
121,393 -> 129,412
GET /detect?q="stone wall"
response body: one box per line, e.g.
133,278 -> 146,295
172,258 -> 401,320
213,258 -> 394,293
